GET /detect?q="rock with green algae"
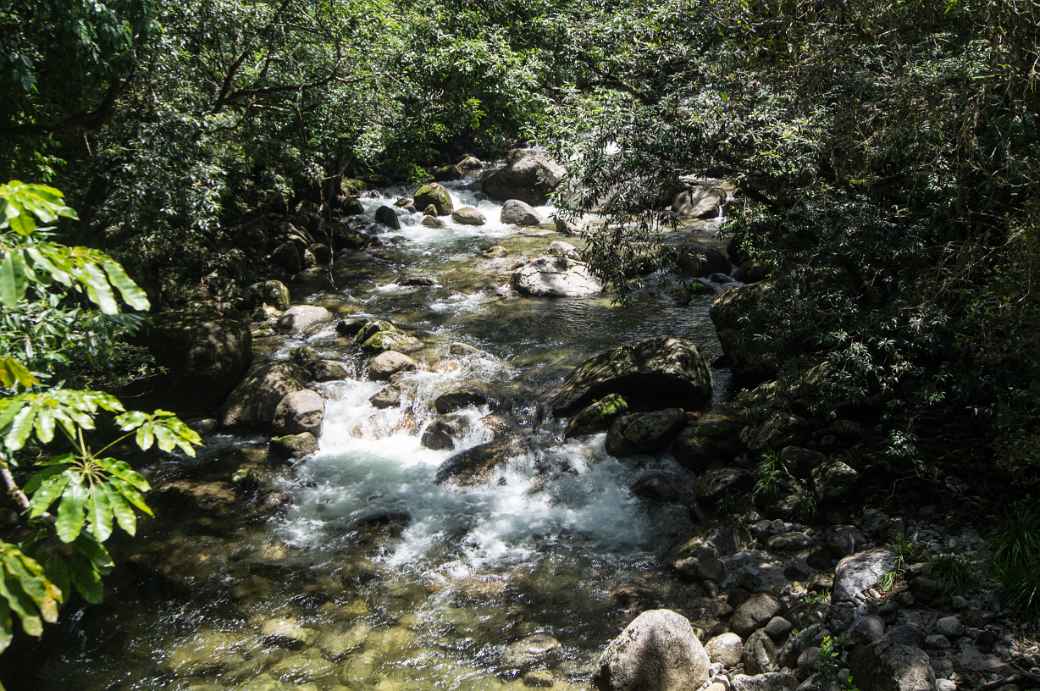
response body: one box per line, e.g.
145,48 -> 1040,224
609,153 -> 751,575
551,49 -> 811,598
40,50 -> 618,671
352,320 -> 423,354
270,433 -> 318,462
317,623 -> 370,660
605,408 -> 688,457
166,629 -> 254,677
565,394 -> 629,438
413,182 -> 454,216
260,617 -> 316,649
268,647 -> 337,684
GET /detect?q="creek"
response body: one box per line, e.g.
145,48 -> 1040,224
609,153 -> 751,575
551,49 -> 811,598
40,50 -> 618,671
35,177 -> 732,690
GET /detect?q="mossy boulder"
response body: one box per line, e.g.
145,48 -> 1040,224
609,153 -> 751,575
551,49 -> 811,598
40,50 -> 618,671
550,337 -> 713,416
413,182 -> 453,216
351,320 -> 423,354
565,394 -> 630,438
606,409 -> 688,457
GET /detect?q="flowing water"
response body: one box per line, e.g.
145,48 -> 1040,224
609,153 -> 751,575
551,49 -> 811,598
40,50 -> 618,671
30,178 -> 730,690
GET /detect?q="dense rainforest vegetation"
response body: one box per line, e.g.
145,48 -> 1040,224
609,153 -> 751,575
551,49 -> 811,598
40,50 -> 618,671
0,0 -> 1038,687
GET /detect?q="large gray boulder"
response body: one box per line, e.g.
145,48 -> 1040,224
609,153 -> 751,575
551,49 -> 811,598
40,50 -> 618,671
848,637 -> 935,691
501,199 -> 543,226
731,593 -> 782,636
606,409 -> 687,457
551,337 -> 713,416
565,394 -> 630,438
368,351 -> 417,381
221,362 -> 307,429
593,609 -> 711,691
451,207 -> 486,226
272,389 -> 325,436
276,305 -> 334,335
832,549 -> 898,608
511,255 -> 602,298
482,148 -> 566,205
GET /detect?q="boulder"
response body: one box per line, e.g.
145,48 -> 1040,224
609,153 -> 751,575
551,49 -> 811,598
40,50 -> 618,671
848,638 -> 934,691
705,632 -> 744,667
811,459 -> 859,500
309,359 -> 350,382
731,593 -> 782,636
729,673 -> 797,691
511,255 -> 603,298
593,609 -> 710,691
352,320 -> 423,354
369,385 -> 401,409
375,205 -> 401,229
421,415 -> 471,451
671,410 -> 744,472
565,394 -> 630,438
368,351 -> 417,381
270,433 -> 319,462
434,384 -> 490,414
272,241 -> 303,274
421,215 -> 445,229
249,280 -> 291,310
743,629 -> 779,674
606,409 -> 688,457
436,436 -> 528,486
276,305 -> 334,335
138,310 -> 253,415
272,389 -> 324,436
832,549 -> 898,608
481,148 -> 566,206
548,240 -> 581,260
630,470 -> 693,503
550,337 -> 713,416
672,242 -> 731,278
501,199 -> 543,226
671,536 -> 724,583
413,183 -> 453,216
671,185 -> 726,219
711,282 -> 779,380
221,362 -> 307,429
451,207 -> 487,226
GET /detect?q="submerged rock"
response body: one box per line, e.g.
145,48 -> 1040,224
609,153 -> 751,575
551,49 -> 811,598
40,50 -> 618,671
502,632 -> 562,671
369,385 -> 401,409
270,432 -> 319,462
481,148 -> 566,205
421,414 -> 471,451
512,254 -> 603,298
436,436 -> 529,486
434,384 -> 490,414
501,199 -> 543,226
414,182 -> 453,216
606,408 -> 688,457
593,609 -> 711,691
551,336 -> 713,416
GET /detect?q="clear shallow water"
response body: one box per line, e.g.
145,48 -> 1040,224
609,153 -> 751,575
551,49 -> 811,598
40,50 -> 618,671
28,177 -> 729,690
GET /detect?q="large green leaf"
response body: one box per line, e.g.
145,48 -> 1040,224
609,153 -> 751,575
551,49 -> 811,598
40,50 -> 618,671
27,472 -> 70,518
100,259 -> 150,311
87,484 -> 114,543
0,542 -> 61,641
55,474 -> 88,543
105,483 -> 137,536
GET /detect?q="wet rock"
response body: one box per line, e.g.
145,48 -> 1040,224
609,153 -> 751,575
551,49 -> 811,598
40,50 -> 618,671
522,670 -> 555,687
706,632 -> 744,667
268,647 -> 336,683
270,432 -> 318,462
272,389 -> 325,436
399,275 -> 437,287
848,637 -> 934,691
436,436 -> 529,486
138,310 -> 253,415
421,415 -> 471,451
501,199 -> 543,226
434,384 -> 490,414
452,206 -> 487,225
261,617 -> 316,649
276,305 -> 334,335
812,459 -> 859,500
593,609 -> 711,691
672,241 -> 731,278
221,362 -> 307,429
695,468 -> 754,504
551,336 -> 713,416
671,184 -> 726,219
336,317 -> 368,337
309,359 -> 350,382
395,196 -> 414,208
375,204 -> 401,229
316,623 -> 369,660
165,629 -> 249,677
512,254 -> 602,298
421,215 -> 446,228
368,351 -> 417,381
565,394 -> 630,438
743,629 -> 779,674
369,385 -> 401,409
482,148 -> 566,206
250,279 -> 291,310
414,182 -> 453,216
502,633 -> 562,671
730,672 -> 797,691
731,593 -> 782,636
353,320 -> 423,354
606,409 -> 688,457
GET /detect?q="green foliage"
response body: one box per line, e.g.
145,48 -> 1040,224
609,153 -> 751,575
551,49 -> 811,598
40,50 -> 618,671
991,498 -> 1040,617
818,635 -> 860,691
928,553 -> 982,596
0,182 -> 201,653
